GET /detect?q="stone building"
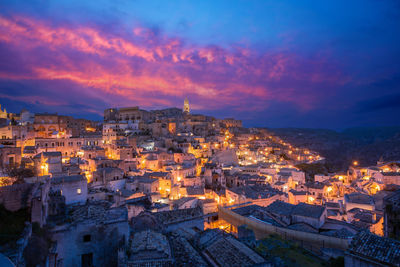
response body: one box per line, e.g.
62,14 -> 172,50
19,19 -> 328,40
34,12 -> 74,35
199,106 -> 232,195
0,146 -> 21,168
33,152 -> 62,176
49,201 -> 129,267
345,231 -> 400,267
193,229 -> 265,266
0,183 -> 39,211
265,200 -> 327,229
92,167 -> 124,185
344,192 -> 375,212
384,190 -> 400,239
50,175 -> 87,205
120,230 -> 174,266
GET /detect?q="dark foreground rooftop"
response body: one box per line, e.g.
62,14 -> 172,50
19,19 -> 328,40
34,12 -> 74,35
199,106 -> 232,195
347,231 -> 400,266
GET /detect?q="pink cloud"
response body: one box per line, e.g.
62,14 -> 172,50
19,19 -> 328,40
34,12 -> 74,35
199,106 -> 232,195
0,14 -> 349,112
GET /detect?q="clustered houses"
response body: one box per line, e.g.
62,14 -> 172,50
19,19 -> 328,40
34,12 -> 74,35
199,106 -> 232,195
0,100 -> 400,266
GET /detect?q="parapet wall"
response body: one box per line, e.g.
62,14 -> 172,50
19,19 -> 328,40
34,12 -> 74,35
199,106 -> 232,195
218,205 -> 350,251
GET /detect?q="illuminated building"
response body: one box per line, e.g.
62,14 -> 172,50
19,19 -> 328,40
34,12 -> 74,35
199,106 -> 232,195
183,97 -> 190,114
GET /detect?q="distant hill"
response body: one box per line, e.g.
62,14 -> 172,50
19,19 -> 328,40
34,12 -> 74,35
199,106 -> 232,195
267,126 -> 400,171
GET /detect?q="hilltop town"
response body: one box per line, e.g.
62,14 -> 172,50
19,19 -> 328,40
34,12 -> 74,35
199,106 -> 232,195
0,99 -> 400,266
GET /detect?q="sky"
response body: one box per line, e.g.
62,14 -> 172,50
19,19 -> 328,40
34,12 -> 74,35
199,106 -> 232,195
0,0 -> 399,129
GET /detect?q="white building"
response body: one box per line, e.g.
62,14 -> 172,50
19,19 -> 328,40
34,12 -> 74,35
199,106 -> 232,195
50,175 -> 88,205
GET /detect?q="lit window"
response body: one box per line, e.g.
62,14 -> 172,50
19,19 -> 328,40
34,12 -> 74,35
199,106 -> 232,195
77,188 -> 82,194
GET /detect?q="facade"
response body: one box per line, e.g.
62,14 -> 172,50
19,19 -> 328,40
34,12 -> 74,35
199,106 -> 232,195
50,175 -> 88,205
49,202 -> 129,267
344,193 -> 375,212
384,190 -> 400,239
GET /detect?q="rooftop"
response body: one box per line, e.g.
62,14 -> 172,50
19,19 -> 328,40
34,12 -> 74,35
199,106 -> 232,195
326,202 -> 340,209
287,223 -> 318,233
196,229 -> 265,266
229,184 -> 279,200
348,231 -> 400,266
152,206 -> 203,225
305,182 -> 325,189
186,186 -> 204,196
62,201 -> 127,225
345,192 -> 375,205
232,205 -> 282,226
169,231 -> 208,266
265,200 -> 295,217
289,189 -> 307,196
34,151 -> 62,158
382,172 -> 400,176
292,202 -> 326,219
172,197 -> 197,208
51,175 -> 86,185
322,228 -> 355,239
130,230 -> 171,261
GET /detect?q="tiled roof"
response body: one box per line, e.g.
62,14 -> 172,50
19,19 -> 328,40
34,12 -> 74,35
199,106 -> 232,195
173,197 -> 197,208
65,201 -> 127,225
203,234 -> 265,266
153,206 -> 203,225
305,182 -> 325,189
51,175 -> 86,184
230,184 -> 279,199
345,192 -> 374,205
23,146 -> 36,153
169,232 -> 208,266
327,209 -> 339,216
287,223 -> 318,233
265,200 -> 295,216
326,202 -> 340,209
232,205 -> 262,216
148,171 -> 169,178
289,189 -> 307,195
34,151 -> 62,158
292,202 -> 326,219
186,186 -> 204,195
130,230 -> 171,261
348,231 -> 400,266
382,172 -> 400,176
322,228 -> 354,238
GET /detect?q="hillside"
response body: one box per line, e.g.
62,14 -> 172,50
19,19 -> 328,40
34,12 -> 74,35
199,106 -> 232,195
267,127 -> 400,171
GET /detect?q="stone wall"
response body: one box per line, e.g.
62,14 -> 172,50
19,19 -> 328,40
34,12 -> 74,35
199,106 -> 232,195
218,205 -> 350,251
52,220 -> 129,266
0,183 -> 38,211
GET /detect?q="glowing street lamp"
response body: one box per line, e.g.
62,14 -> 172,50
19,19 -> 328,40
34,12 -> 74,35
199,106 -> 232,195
40,163 -> 48,176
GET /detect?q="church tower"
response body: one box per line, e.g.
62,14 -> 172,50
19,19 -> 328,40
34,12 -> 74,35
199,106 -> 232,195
0,104 -> 7,119
183,97 -> 190,114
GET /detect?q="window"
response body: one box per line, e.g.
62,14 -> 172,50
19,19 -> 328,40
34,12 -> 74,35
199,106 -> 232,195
77,188 -> 82,194
83,234 -> 91,242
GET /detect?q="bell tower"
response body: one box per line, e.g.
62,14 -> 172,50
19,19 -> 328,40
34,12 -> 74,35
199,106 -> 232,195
183,97 -> 190,114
